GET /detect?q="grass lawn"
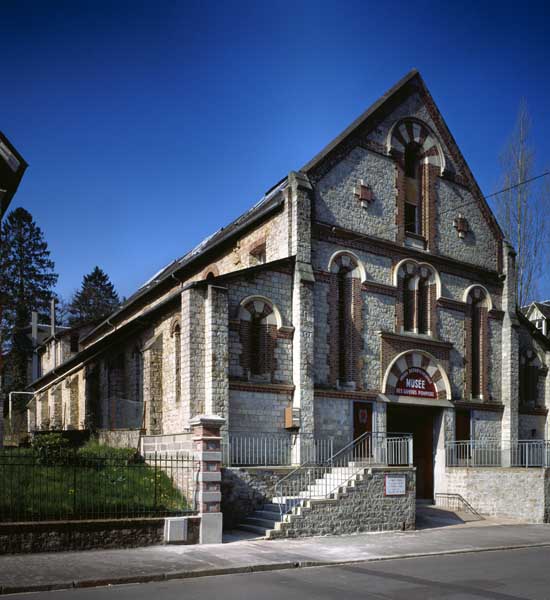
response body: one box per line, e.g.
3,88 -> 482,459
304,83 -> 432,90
0,446 -> 194,522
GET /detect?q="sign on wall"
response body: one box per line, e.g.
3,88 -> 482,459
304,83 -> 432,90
395,367 -> 437,399
385,474 -> 407,496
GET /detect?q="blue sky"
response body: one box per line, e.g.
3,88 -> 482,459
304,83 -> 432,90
1,0 -> 549,301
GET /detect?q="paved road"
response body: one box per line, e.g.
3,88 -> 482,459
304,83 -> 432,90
11,547 -> 550,599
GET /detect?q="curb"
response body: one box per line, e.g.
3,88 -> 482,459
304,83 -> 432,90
2,542 -> 550,595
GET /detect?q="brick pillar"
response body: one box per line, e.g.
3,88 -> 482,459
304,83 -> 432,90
191,414 -> 224,544
501,241 -> 519,466
288,171 -> 316,464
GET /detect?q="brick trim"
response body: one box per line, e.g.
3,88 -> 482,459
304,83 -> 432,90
313,222 -> 503,288
518,405 -> 548,416
453,401 -> 504,413
314,388 -> 379,400
437,297 -> 467,312
229,381 -> 295,394
361,281 -> 398,297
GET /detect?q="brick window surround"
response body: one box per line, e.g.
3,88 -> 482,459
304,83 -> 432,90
389,118 -> 444,250
464,286 -> 490,401
394,259 -> 438,337
327,252 -> 364,390
238,297 -> 280,382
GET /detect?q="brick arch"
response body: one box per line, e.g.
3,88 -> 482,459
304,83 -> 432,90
238,295 -> 282,328
238,296 -> 281,381
387,118 -> 445,174
382,350 -> 451,401
393,259 -> 441,297
463,284 -> 492,310
327,250 -> 367,282
169,316 -> 181,336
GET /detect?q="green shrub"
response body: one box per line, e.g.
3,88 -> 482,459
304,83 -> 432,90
31,433 -> 71,464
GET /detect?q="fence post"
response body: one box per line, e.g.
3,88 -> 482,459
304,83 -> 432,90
407,436 -> 413,467
191,414 -> 225,544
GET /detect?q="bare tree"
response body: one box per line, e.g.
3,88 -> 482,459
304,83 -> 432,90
497,101 -> 549,307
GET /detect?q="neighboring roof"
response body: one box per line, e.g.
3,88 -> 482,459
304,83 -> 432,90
300,69 -> 504,242
517,309 -> 550,350
80,179 -> 288,345
523,301 -> 550,320
0,130 -> 28,219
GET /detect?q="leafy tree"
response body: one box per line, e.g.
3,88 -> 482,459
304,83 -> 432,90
0,207 -> 58,393
496,101 -> 550,306
68,266 -> 120,325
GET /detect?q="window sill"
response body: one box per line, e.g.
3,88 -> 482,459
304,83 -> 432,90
404,233 -> 427,251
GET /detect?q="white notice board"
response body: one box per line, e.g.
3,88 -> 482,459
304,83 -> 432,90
384,474 -> 407,496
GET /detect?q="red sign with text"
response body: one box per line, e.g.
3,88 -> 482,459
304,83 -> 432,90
395,367 -> 437,399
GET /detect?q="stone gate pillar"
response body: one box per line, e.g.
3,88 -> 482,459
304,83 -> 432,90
191,414 -> 224,544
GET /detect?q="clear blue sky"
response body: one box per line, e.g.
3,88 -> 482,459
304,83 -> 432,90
1,0 -> 549,301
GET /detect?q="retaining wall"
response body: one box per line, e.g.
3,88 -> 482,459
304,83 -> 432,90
0,517 -> 201,554
439,467 -> 550,523
268,467 -> 416,538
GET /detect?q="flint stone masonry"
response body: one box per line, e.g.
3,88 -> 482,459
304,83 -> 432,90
221,467 -> 292,530
441,468 -> 550,523
268,467 -> 415,539
0,518 -> 193,554
519,414 -> 546,439
314,396 -> 353,453
228,389 -> 292,433
363,292 -> 395,390
472,410 -> 502,441
97,429 -> 141,449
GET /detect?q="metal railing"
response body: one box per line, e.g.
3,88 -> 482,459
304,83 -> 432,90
273,431 -> 413,514
0,447 -> 198,522
223,432 -> 334,467
446,440 -> 550,468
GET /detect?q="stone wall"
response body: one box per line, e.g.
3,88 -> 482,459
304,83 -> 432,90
440,467 -> 550,523
472,410 -> 502,441
221,467 -> 292,530
519,414 -> 546,440
228,389 -> 291,433
268,467 -> 415,538
0,518 -> 199,554
97,428 -> 142,449
313,396 -> 353,453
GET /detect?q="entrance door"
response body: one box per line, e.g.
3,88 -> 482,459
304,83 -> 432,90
353,402 -> 373,438
353,402 -> 373,461
387,405 -> 438,500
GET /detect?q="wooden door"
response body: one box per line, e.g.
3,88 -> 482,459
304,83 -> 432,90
353,402 -> 373,461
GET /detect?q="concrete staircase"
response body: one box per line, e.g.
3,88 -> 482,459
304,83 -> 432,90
236,463 -> 366,538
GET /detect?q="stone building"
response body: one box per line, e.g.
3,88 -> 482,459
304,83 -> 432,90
27,70 -> 549,509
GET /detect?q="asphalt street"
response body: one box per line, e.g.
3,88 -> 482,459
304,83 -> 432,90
10,547 -> 550,600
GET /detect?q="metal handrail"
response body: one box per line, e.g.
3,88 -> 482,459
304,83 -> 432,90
273,431 -> 413,516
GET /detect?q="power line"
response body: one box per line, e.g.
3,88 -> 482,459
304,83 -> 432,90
329,170 -> 550,245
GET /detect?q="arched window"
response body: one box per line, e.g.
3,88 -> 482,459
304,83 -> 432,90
403,274 -> 415,332
397,261 -> 437,336
238,297 -> 280,381
417,277 -> 430,334
171,321 -> 181,403
520,351 -> 541,407
328,252 -> 365,389
404,143 -> 422,235
465,287 -> 490,400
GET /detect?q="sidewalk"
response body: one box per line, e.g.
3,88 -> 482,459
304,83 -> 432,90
2,516 -> 550,595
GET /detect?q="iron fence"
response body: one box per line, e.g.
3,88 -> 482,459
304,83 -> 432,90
446,440 -> 550,468
0,447 -> 198,522
223,432 -> 334,467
